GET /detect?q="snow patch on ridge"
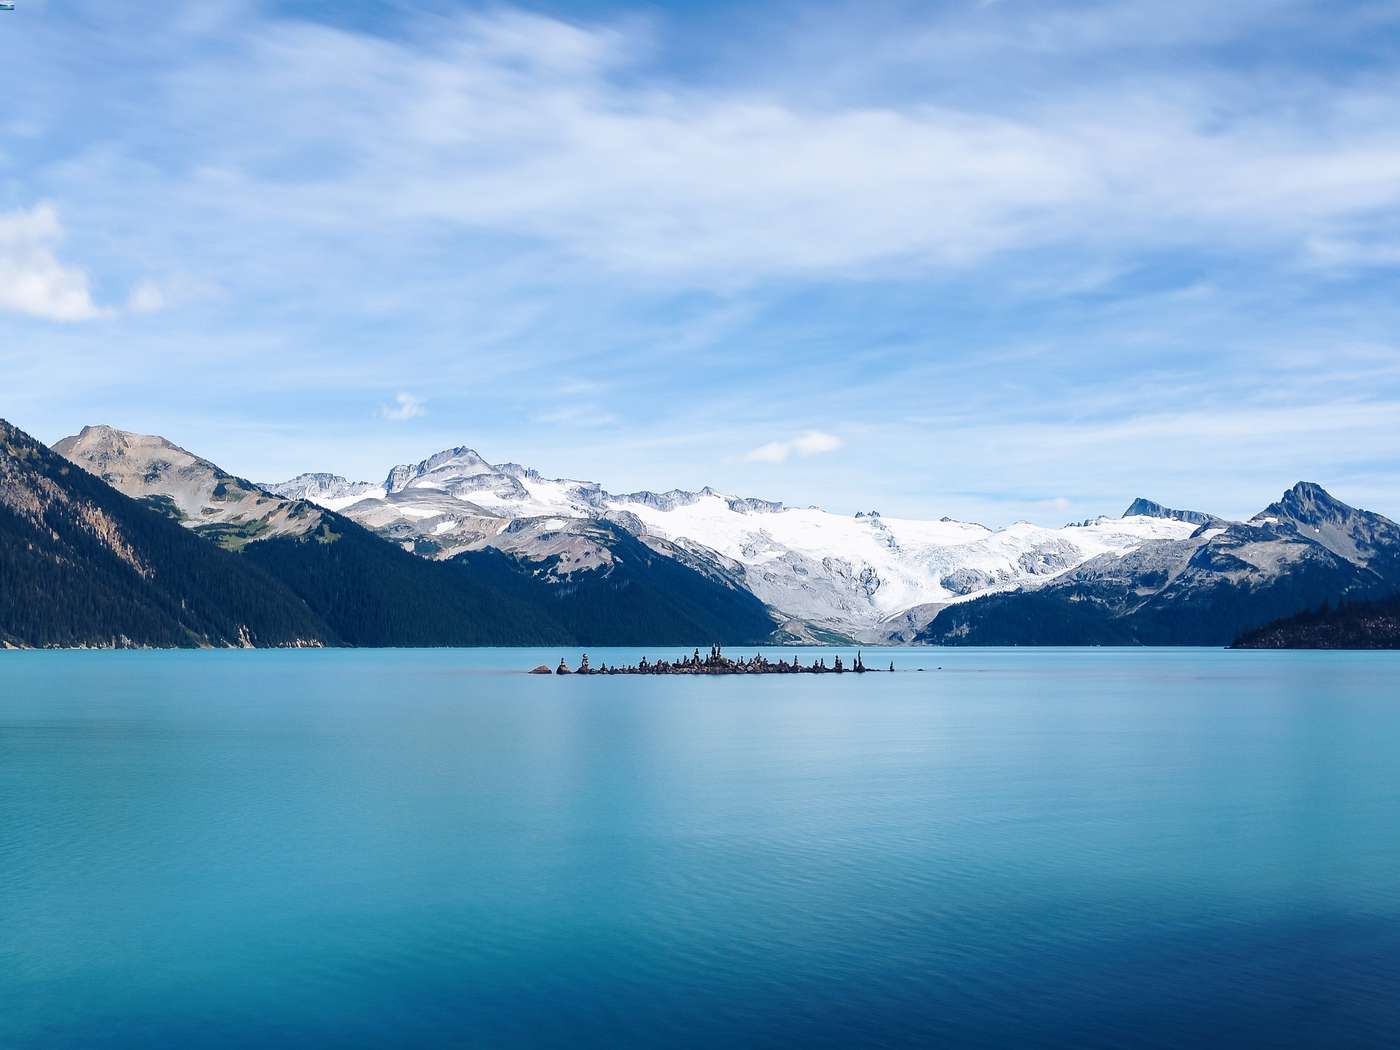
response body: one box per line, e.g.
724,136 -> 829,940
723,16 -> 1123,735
273,444 -> 1201,634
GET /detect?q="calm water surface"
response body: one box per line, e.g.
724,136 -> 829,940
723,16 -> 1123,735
2,647 -> 1399,1048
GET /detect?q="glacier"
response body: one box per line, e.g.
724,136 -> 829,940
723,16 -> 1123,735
269,445 -> 1200,639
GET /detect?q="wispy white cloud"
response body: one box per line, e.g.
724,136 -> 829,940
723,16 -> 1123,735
114,5 -> 1400,290
7,2 -> 1400,523
379,392 -> 427,421
745,430 -> 844,464
0,203 -> 106,321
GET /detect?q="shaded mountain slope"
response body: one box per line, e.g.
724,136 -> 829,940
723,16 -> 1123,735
452,523 -> 777,645
242,513 -> 569,647
1,419 -> 331,648
1232,594 -> 1400,649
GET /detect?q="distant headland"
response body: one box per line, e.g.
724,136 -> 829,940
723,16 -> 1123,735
531,646 -> 891,676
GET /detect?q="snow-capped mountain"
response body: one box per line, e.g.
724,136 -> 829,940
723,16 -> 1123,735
53,427 -> 1399,647
271,444 -> 1201,639
920,483 -> 1400,646
264,473 -> 383,512
51,426 -> 774,647
275,447 -> 624,574
607,491 -> 1196,635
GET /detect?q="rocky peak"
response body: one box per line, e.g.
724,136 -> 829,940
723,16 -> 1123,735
55,426 -> 219,479
1255,482 -> 1353,529
384,446 -> 491,493
283,472 -> 344,486
493,462 -> 541,482
70,423 -> 127,447
55,425 -> 139,465
617,487 -> 784,515
617,489 -> 705,512
727,496 -> 785,514
266,473 -> 378,502
53,424 -> 322,546
1248,483 -> 1400,570
1122,497 -> 1217,526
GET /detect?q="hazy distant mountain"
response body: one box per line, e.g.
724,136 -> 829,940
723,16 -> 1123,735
274,444 -> 1200,640
920,483 -> 1400,646
1121,498 -> 1219,527
262,472 -> 383,512
1,419 -> 328,648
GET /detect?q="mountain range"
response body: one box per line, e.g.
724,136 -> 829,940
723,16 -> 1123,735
23,423 -> 772,648
3,417 -> 1397,648
920,482 -> 1400,645
260,443 -> 1202,641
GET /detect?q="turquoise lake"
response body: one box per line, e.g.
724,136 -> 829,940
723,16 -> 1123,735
3,647 -> 1398,1048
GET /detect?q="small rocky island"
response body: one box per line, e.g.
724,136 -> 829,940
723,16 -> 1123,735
531,645 -> 892,675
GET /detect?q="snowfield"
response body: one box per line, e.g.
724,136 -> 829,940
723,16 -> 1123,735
275,445 -> 1200,635
609,492 -> 1198,630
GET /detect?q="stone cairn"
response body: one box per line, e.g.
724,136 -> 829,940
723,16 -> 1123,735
531,645 -> 890,675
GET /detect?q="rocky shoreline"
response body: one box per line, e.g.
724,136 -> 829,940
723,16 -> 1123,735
531,646 -> 891,675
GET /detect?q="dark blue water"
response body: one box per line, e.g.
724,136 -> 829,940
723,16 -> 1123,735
3,648 -> 1398,1048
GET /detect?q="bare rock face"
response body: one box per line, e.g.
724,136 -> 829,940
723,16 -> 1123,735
939,567 -> 994,596
2,427 -> 151,580
1122,498 -> 1219,527
264,473 -> 381,509
1252,481 -> 1400,576
54,426 -> 321,549
1016,540 -> 1079,576
384,447 -> 494,494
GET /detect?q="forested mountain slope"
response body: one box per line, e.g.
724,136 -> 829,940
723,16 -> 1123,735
1,419 -> 330,648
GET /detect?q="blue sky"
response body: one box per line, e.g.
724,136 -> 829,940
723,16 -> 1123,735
4,0 -> 1400,525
